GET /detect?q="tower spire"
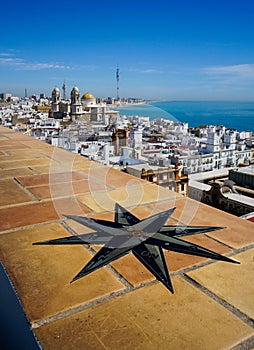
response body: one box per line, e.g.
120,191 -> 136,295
62,81 -> 66,100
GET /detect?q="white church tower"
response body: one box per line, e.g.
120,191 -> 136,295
70,86 -> 82,120
51,87 -> 60,114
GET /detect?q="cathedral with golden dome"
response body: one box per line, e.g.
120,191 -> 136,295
51,86 -> 119,125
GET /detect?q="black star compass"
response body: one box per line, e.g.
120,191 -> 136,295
34,203 -> 239,293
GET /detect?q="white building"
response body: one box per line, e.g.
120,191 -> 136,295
224,130 -> 236,150
126,115 -> 150,127
129,126 -> 143,149
206,130 -> 222,153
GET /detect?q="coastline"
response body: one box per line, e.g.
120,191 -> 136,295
114,101 -> 148,108
114,100 -> 254,132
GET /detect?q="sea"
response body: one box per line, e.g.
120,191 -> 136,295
117,101 -> 254,132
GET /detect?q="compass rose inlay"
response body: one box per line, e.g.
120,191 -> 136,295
34,203 -> 239,293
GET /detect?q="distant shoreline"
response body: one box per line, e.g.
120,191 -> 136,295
114,101 -> 148,108
112,100 -> 254,132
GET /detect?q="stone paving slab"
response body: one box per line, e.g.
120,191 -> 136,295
5,148 -> 48,157
0,197 -> 90,232
17,171 -> 86,187
20,139 -> 55,150
2,132 -> 37,140
111,253 -> 154,286
0,167 -> 34,179
82,166 -> 145,188
0,178 -> 35,206
0,223 -> 125,323
171,197 -> 254,249
28,179 -> 107,200
186,248 -> 254,320
78,183 -> 180,213
0,140 -> 30,149
0,157 -> 55,170
29,165 -> 72,174
34,278 -> 254,350
0,152 -> 46,162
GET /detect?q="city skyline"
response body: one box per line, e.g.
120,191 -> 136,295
1,0 -> 254,101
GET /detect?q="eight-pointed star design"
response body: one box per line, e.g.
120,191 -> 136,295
34,203 -> 239,293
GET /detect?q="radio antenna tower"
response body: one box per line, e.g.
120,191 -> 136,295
116,65 -> 119,101
62,81 -> 66,100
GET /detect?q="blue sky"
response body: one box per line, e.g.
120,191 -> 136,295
0,0 -> 254,100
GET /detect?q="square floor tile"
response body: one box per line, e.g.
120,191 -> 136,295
0,178 -> 34,206
0,223 -> 125,323
35,278 -> 253,350
186,248 -> 254,319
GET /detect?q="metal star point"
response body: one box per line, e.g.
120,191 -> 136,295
34,203 -> 239,293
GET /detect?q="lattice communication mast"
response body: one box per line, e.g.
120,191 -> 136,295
116,65 -> 119,101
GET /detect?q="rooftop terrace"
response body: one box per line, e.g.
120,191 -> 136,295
0,126 -> 253,349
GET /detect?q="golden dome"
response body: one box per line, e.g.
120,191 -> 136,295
81,92 -> 95,100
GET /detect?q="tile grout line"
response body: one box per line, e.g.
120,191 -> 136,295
230,335 -> 254,350
27,166 -> 38,175
0,150 -> 9,156
104,263 -> 134,289
13,177 -> 40,202
0,219 -> 63,235
31,279 -> 159,329
181,273 -> 254,328
204,232 -> 253,251
0,191 -> 96,210
31,243 -> 254,330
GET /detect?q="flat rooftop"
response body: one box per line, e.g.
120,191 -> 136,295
0,126 -> 253,349
188,168 -> 231,181
127,163 -> 169,171
231,166 -> 254,176
223,192 -> 254,207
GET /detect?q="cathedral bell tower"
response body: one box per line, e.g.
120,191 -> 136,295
51,87 -> 60,114
70,86 -> 82,121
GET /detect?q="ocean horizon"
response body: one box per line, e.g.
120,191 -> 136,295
117,100 -> 254,132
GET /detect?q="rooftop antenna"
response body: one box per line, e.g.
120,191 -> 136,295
116,65 -> 119,101
25,88 -> 27,99
62,81 -> 66,100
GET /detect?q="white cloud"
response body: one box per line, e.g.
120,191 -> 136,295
0,55 -> 70,70
0,57 -> 24,64
21,63 -> 70,70
140,69 -> 163,74
128,67 -> 163,74
76,64 -> 99,71
200,64 -> 254,88
0,52 -> 14,57
202,64 -> 254,77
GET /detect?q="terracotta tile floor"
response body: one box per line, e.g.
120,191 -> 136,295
0,197 -> 90,231
35,280 -> 254,350
0,223 -> 125,322
0,126 -> 253,350
17,171 -> 86,187
0,178 -> 35,206
186,248 -> 254,320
